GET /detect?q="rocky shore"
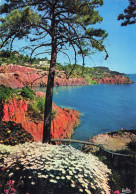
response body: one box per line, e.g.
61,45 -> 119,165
83,129 -> 136,193
89,129 -> 136,152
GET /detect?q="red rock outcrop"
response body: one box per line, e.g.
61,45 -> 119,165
0,64 -> 88,88
1,98 -> 80,142
92,75 -> 133,84
0,64 -> 133,88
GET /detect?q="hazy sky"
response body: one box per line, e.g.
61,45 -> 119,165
1,0 -> 136,73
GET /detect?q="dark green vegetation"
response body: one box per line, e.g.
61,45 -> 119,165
0,50 -> 51,71
0,121 -> 33,145
83,130 -> 136,193
0,50 -> 39,65
28,96 -> 45,120
28,97 -> 56,121
0,85 -> 56,122
56,63 -> 122,80
0,85 -> 36,102
21,86 -> 35,101
0,85 -> 17,101
118,0 -> 136,26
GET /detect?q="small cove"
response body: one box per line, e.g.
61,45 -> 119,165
35,74 -> 136,141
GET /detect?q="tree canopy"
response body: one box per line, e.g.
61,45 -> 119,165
118,0 -> 136,26
0,0 -> 108,143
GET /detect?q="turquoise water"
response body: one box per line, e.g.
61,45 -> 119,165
36,74 -> 136,141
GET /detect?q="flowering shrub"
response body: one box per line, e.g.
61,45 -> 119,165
0,121 -> 34,145
0,142 -> 111,193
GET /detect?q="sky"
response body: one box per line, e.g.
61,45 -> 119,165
1,0 -> 136,74
95,0 -> 136,74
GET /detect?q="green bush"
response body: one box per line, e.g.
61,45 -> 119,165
0,85 -> 16,101
51,110 -> 56,120
36,97 -> 45,112
28,97 -> 45,120
20,87 -> 35,100
85,76 -> 98,85
28,97 -> 56,121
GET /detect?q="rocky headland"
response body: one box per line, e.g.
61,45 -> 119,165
1,94 -> 80,142
92,75 -> 133,84
83,129 -> 136,193
0,64 -> 133,88
89,129 -> 136,152
0,64 -> 88,88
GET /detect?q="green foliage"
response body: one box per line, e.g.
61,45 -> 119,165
0,50 -> 40,65
51,110 -> 56,120
20,87 -> 35,100
0,85 -> 16,101
36,97 -> 45,112
0,8 -> 41,45
85,75 -> 98,85
118,0 -> 136,26
0,0 -> 108,60
28,97 -> 45,120
56,63 -> 116,83
28,97 -> 56,121
0,121 -> 34,145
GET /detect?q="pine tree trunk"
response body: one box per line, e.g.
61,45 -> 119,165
42,41 -> 57,143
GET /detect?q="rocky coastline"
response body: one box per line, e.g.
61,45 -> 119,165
83,129 -> 136,193
92,75 -> 133,84
0,64 -> 88,88
1,94 -> 80,142
0,64 -> 133,88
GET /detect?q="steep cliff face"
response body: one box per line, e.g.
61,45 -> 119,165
1,98 -> 80,142
92,75 -> 133,84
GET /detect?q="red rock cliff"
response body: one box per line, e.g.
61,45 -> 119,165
1,98 -> 80,142
92,75 -> 133,84
0,64 -> 87,88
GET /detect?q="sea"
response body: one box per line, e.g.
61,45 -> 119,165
35,74 -> 136,141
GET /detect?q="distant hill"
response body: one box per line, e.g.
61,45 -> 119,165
93,66 -> 124,75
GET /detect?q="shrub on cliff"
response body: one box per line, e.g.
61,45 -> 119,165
0,85 -> 16,101
20,87 -> 35,100
28,97 -> 44,120
0,121 -> 34,145
28,97 -> 56,121
85,76 -> 98,85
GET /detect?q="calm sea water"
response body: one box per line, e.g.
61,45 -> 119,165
35,74 -> 136,141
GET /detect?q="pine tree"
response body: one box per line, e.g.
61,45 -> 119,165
0,0 -> 108,143
118,0 -> 136,26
